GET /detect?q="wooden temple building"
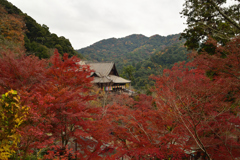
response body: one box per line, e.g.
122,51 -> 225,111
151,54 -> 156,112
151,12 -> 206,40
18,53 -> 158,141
80,61 -> 131,92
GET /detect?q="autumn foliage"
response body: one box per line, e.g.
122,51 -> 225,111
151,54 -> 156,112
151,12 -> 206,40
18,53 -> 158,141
104,94 -> 189,159
152,37 -> 240,159
96,36 -> 240,159
0,49 -> 103,159
0,5 -> 25,52
0,12 -> 240,159
0,6 -> 24,42
0,90 -> 28,160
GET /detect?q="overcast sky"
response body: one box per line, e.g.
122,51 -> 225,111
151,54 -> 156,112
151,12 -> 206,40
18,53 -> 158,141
7,0 -> 187,49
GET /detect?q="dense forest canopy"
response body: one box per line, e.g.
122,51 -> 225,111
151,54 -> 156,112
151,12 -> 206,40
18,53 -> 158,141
77,33 -> 185,70
0,0 -> 79,59
133,40 -> 189,90
77,33 -> 189,90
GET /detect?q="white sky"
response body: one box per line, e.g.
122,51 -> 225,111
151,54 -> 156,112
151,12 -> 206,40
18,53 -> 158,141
7,0 -> 187,49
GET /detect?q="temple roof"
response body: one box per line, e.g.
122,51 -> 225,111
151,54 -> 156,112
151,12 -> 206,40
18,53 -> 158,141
79,61 -> 130,84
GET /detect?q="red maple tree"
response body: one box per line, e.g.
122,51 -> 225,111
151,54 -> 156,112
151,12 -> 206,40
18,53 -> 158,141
0,49 -> 110,159
152,36 -> 240,159
102,94 -> 189,159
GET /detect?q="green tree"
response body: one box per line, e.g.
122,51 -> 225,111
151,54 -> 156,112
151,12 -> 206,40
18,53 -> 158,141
180,0 -> 240,50
122,65 -> 136,81
55,44 -> 63,53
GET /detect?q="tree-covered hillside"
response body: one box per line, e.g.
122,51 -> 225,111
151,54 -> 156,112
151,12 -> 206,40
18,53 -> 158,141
77,33 -> 185,71
125,40 -> 189,90
0,0 -> 79,59
77,33 -> 189,90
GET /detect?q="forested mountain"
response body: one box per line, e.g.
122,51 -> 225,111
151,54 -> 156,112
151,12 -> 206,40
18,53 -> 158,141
0,0 -> 79,58
77,33 -> 189,90
132,40 -> 189,90
77,33 -> 185,70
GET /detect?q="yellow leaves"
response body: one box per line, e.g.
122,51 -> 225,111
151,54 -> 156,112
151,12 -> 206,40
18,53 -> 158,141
166,126 -> 173,131
4,92 -> 9,97
0,90 -> 28,159
0,138 -> 17,159
0,134 -> 21,160
13,97 -> 20,103
14,117 -> 23,127
8,90 -> 17,95
125,83 -> 130,89
4,103 -> 9,107
14,103 -> 20,109
0,143 -> 13,160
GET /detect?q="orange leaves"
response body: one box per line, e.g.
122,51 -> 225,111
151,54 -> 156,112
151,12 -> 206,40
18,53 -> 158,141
0,6 -> 25,45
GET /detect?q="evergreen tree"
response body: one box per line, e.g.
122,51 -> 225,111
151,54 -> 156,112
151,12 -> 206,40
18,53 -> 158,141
180,0 -> 240,51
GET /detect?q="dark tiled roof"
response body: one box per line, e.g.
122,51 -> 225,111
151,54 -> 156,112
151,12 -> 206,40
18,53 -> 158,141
79,61 -> 131,84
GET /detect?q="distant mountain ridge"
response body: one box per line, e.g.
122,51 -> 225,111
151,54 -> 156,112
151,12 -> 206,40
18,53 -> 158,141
77,33 -> 189,90
77,33 -> 184,71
